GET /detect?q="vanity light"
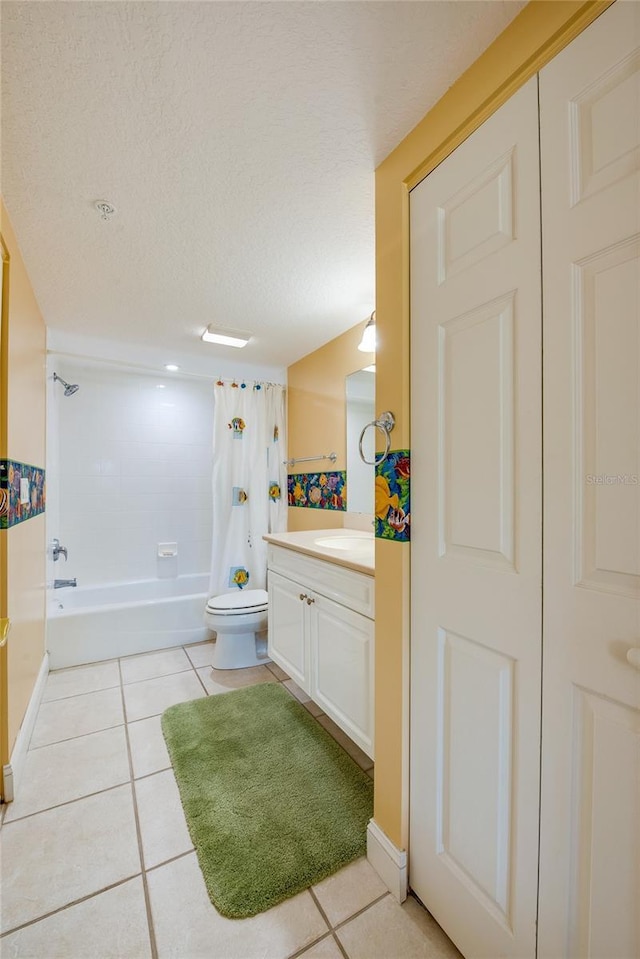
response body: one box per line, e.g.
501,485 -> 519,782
164,364 -> 180,372
357,312 -> 376,353
201,325 -> 252,348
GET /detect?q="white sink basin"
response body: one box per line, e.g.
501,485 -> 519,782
314,535 -> 373,553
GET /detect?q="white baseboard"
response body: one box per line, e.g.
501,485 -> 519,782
367,818 -> 408,902
2,652 -> 49,804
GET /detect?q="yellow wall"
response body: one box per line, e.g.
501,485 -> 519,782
287,320 -> 374,532
373,0 -> 613,849
0,199 -> 47,766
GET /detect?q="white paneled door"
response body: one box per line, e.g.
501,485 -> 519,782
410,78 -> 542,958
538,4 -> 640,957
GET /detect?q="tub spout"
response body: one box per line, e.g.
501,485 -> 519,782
54,578 -> 77,589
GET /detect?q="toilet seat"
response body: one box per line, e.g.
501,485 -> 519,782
205,588 -> 268,617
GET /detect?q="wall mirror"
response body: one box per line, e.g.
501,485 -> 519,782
346,367 -> 375,514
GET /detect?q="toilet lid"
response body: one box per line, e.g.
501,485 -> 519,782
206,588 -> 268,616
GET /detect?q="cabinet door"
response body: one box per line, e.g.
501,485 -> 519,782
310,593 -> 374,759
539,4 -> 640,956
267,570 -> 309,692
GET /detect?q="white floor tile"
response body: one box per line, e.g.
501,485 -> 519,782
336,895 -> 463,959
312,857 -> 387,927
128,715 -> 171,779
265,661 -> 290,682
0,785 -> 140,934
147,852 -> 329,959
135,769 -> 193,869
282,678 -> 311,703
30,687 -> 124,749
298,935 -> 345,959
183,641 -> 216,669
43,661 -> 120,702
122,671 -> 205,723
120,647 -> 192,685
0,877 -> 152,958
4,726 -> 130,823
196,664 -> 276,695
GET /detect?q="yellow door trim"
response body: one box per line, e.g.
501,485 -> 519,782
373,0 -> 615,848
0,233 -> 8,460
0,233 -> 9,801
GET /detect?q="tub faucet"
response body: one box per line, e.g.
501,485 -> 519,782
54,578 -> 77,589
51,539 -> 68,562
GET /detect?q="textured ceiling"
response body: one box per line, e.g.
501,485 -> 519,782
1,1 -> 524,369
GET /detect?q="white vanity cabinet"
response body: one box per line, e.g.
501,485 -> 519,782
267,543 -> 375,759
267,569 -> 310,692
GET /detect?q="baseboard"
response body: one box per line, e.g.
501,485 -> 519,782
2,652 -> 49,804
367,818 -> 408,902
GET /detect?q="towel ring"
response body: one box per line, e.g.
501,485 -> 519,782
359,411 -> 396,466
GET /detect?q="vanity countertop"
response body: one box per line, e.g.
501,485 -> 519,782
263,528 -> 374,576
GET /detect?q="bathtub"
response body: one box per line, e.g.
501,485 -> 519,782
47,573 -> 211,669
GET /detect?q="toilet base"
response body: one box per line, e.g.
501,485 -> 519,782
212,629 -> 270,670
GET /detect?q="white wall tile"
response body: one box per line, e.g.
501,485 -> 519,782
53,362 -> 215,587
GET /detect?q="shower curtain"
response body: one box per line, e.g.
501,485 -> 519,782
209,381 -> 287,598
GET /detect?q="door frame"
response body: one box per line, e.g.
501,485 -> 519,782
0,232 -> 10,801
372,0 -> 615,855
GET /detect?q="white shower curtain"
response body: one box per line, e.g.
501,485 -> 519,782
209,381 -> 287,598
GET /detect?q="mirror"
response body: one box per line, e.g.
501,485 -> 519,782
346,368 -> 375,514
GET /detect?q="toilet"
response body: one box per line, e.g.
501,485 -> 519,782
204,589 -> 269,669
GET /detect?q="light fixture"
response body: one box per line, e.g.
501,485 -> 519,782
164,364 -> 180,372
363,364 -> 376,373
357,311 -> 376,353
201,325 -> 252,349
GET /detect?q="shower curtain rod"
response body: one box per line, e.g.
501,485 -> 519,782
46,350 -> 286,387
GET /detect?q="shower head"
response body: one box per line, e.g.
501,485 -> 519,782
53,372 -> 80,397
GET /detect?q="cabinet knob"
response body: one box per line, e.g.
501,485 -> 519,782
306,597 -> 315,605
299,593 -> 307,602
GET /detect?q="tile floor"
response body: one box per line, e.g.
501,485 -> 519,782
0,642 -> 461,959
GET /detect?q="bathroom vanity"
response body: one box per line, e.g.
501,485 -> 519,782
263,529 -> 374,759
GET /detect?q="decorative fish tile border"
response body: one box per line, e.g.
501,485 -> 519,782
287,471 -> 346,511
375,450 -> 410,542
0,460 -> 46,529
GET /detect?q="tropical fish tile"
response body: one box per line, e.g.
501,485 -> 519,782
375,450 -> 410,542
0,460 -> 46,529
287,471 -> 346,511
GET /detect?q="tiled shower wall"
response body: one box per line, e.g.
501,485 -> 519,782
50,359 -> 214,587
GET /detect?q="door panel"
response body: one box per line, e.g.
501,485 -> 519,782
440,292 -> 516,568
436,629 -> 515,925
410,76 -> 541,958
539,4 -> 640,957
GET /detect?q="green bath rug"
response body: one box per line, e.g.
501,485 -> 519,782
161,682 -> 373,919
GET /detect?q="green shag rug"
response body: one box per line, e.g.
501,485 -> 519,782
161,682 -> 373,919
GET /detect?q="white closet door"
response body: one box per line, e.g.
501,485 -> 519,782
539,3 -> 640,957
409,77 -> 542,958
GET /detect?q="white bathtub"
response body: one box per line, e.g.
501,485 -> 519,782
47,574 -> 211,668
